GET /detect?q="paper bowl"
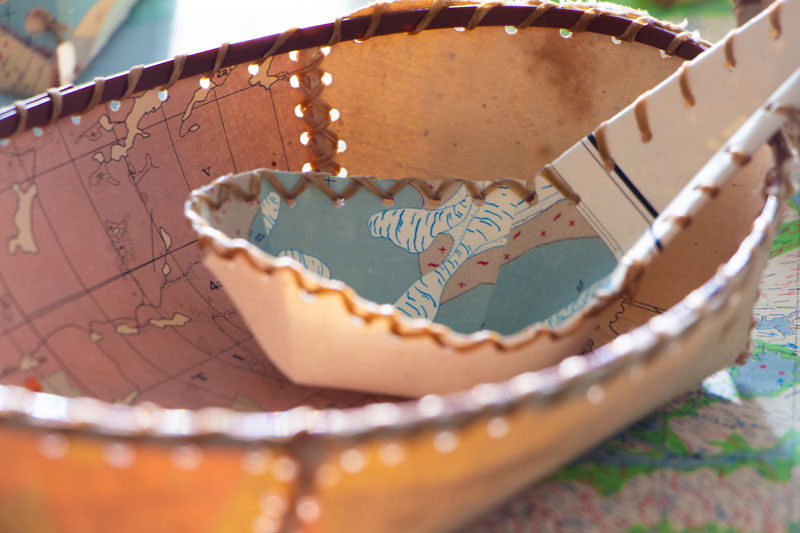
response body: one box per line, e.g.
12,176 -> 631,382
0,0 -> 794,531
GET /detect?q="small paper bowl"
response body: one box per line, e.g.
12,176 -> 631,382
185,137 -> 783,397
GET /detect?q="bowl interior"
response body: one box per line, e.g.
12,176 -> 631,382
211,171 -> 617,335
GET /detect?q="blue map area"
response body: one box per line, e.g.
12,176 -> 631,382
248,172 -> 616,335
756,311 -> 798,337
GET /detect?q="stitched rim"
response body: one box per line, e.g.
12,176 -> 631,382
0,1 -> 711,139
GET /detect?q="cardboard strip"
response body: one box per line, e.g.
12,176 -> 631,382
546,0 -> 799,255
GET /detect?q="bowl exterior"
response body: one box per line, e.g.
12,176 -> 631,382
201,250 -> 598,397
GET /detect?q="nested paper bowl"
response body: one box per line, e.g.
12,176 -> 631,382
0,0 -> 795,531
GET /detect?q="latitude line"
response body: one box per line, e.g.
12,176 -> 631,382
161,105 -> 192,193
134,336 -> 253,400
268,88 -> 292,170
212,86 -> 239,174
0,271 -> 99,397
0,239 -> 198,333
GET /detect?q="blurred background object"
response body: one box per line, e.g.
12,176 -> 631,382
0,0 -> 139,97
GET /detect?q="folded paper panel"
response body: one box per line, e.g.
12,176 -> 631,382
325,25 -> 687,180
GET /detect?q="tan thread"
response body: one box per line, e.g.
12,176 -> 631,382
726,148 -> 751,167
618,16 -> 651,42
723,32 -> 736,69
664,31 -> 692,56
211,42 -> 230,75
197,169 -> 578,215
467,2 -> 501,30
518,1 -> 556,29
410,0 -> 446,34
122,66 -> 144,100
258,27 -> 298,65
361,2 -> 387,40
12,101 -> 26,137
694,184 -> 720,197
87,77 -> 106,111
569,7 -> 601,33
769,1 -> 782,39
666,215 -> 692,228
297,48 -> 340,174
162,54 -> 187,90
633,92 -> 652,143
593,123 -> 615,172
537,165 -> 581,204
328,18 -> 343,45
46,88 -> 62,125
766,104 -> 800,119
677,62 -> 695,107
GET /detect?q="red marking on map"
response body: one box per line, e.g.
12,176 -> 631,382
25,378 -> 42,393
541,230 -> 546,237
553,212 -> 561,221
439,246 -> 446,253
458,282 -> 466,288
477,261 -> 489,266
504,254 -> 509,260
512,230 -> 521,240
569,220 -> 575,226
427,262 -> 440,267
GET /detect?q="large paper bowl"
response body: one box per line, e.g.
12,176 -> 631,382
0,0 -> 794,531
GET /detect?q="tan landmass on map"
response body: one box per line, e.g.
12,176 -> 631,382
8,182 -> 39,255
249,58 -> 279,91
159,227 -> 172,250
40,370 -> 83,397
183,67 -> 237,122
16,353 -> 41,372
92,89 -> 164,163
115,324 -> 139,335
149,313 -> 191,329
